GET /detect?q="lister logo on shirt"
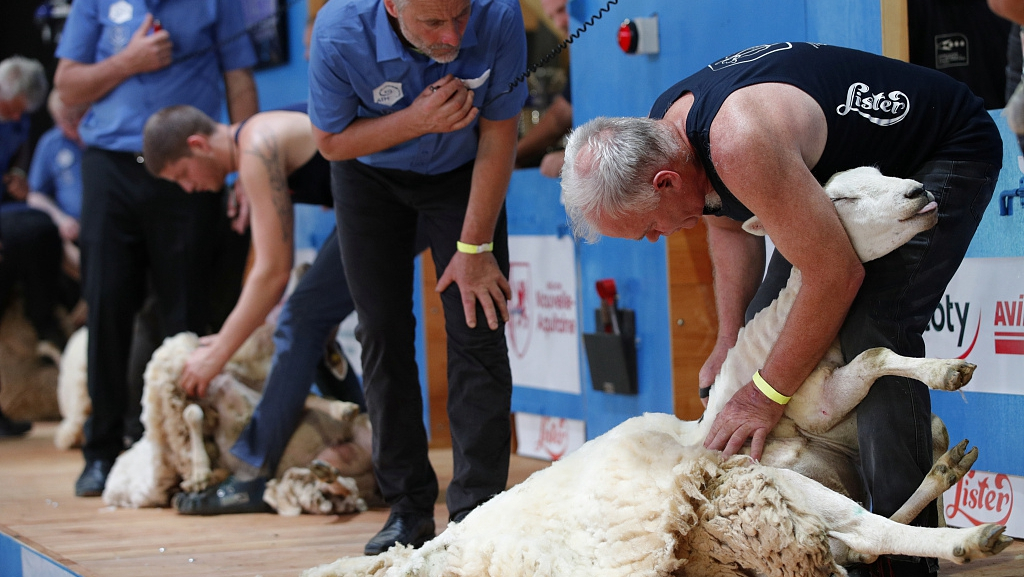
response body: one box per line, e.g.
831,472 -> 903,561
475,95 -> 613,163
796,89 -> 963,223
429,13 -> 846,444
835,83 -> 910,127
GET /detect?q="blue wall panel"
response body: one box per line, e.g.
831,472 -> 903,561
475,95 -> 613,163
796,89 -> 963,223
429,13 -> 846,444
253,0 -> 311,111
965,113 -> 1024,259
932,391 -> 1024,477
927,112 -> 1024,477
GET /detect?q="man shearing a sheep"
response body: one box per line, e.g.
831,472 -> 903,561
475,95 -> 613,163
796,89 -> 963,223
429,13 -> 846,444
560,42 -> 1001,577
141,104 -> 365,514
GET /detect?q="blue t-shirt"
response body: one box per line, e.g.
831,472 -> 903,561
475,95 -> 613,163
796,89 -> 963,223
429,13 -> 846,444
28,127 -> 85,220
55,0 -> 257,152
308,0 -> 528,175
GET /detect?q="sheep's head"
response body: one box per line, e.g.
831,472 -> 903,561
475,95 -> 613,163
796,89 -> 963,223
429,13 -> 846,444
742,166 -> 938,263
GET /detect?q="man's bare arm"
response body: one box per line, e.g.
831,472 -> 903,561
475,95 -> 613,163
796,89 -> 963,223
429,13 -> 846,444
179,131 -> 293,397
699,216 -> 765,396
515,94 -> 572,167
704,83 -> 863,458
224,68 -> 258,123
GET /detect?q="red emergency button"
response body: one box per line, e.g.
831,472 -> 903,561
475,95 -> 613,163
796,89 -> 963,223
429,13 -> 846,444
618,20 -> 638,54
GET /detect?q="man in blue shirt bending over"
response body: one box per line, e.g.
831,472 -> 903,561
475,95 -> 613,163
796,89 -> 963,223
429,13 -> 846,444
309,0 -> 527,555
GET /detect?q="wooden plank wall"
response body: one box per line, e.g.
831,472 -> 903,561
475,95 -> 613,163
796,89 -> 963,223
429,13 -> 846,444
666,220 -> 718,420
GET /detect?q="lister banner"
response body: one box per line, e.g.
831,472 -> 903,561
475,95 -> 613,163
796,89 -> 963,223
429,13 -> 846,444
943,469 -> 1023,539
921,256 -> 1024,396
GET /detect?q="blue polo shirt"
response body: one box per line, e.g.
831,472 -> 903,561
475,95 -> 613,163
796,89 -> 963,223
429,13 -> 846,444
55,0 -> 257,152
28,127 -> 84,220
308,0 -> 528,175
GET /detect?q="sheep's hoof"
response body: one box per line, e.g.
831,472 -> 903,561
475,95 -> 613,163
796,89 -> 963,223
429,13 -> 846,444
953,524 -> 1012,563
327,401 -> 360,422
928,439 -> 977,488
935,361 -> 975,391
310,459 -> 341,483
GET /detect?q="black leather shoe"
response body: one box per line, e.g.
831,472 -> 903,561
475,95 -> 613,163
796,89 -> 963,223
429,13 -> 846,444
0,412 -> 31,438
364,511 -> 435,555
75,459 -> 113,497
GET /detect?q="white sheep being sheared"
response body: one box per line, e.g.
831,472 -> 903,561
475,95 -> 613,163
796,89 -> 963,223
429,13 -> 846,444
54,326 -> 89,450
302,167 -> 1011,576
102,326 -> 376,516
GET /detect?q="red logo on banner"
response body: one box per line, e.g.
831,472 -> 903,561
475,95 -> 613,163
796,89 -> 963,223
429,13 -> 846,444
506,262 -> 532,359
534,417 -> 569,461
994,296 -> 1024,355
945,471 -> 1014,526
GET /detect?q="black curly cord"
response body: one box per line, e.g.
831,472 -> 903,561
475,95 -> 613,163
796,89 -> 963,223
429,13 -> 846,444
483,0 -> 620,107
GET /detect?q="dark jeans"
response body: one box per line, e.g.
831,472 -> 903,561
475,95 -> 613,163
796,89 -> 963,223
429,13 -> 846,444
0,207 -> 64,345
747,160 -> 999,574
79,148 -> 223,463
230,228 -> 363,473
332,159 -> 513,520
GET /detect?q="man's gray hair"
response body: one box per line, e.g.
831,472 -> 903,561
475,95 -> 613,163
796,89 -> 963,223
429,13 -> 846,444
0,56 -> 48,113
560,116 -> 681,242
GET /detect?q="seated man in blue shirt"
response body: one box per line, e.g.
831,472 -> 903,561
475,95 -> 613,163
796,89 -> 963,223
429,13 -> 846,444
27,90 -> 89,325
309,0 -> 527,555
0,55 -> 51,438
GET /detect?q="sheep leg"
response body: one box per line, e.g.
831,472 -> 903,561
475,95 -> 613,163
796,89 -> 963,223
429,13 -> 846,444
890,439 -> 977,525
773,468 -> 1012,565
303,396 -> 360,423
787,348 -> 975,433
182,404 -> 212,492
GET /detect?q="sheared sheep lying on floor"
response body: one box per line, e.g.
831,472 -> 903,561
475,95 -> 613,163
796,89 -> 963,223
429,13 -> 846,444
302,167 -> 1011,576
102,327 -> 376,516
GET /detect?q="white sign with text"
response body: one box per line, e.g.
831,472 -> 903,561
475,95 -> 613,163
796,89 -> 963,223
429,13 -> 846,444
505,235 -> 581,394
921,257 -> 1024,396
514,412 -> 586,461
943,469 -> 1023,539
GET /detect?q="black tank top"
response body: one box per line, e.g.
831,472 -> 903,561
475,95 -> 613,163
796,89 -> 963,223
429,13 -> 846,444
649,42 -> 1002,221
234,113 -> 333,208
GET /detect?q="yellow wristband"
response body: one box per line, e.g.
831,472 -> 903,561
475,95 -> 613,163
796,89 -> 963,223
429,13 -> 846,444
456,241 -> 494,254
752,370 -> 791,405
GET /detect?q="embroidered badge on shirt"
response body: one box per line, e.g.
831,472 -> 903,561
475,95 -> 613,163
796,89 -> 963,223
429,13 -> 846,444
56,148 -> 75,169
109,0 -> 133,24
373,82 -> 403,106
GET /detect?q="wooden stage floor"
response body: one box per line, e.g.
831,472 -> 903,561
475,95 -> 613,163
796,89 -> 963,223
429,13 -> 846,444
2,422 -> 1022,576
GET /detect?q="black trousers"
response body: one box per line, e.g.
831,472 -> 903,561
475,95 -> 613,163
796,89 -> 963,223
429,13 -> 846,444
332,159 -> 513,520
747,159 -> 999,574
79,148 -> 223,463
0,207 -> 64,344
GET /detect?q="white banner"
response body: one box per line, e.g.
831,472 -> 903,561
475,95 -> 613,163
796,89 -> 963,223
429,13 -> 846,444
943,470 -> 1024,539
921,257 -> 1024,396
505,235 -> 581,394
514,412 -> 586,461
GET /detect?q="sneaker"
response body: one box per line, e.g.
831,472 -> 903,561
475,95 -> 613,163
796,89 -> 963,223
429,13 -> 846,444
173,476 -> 274,515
